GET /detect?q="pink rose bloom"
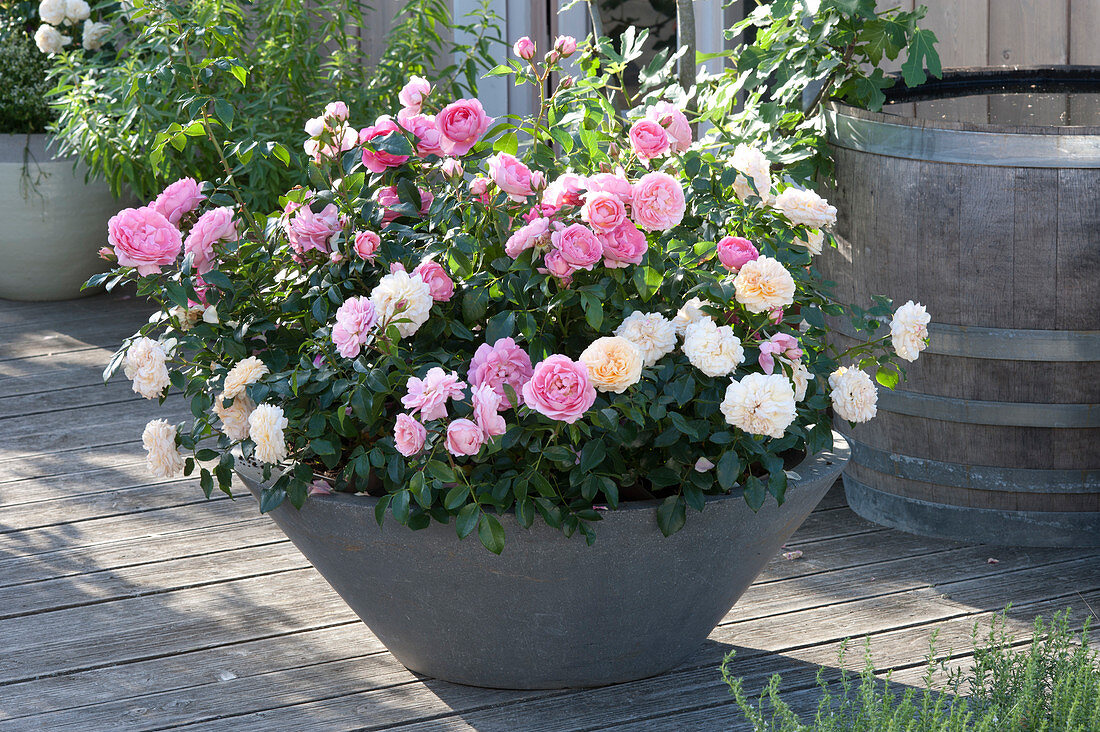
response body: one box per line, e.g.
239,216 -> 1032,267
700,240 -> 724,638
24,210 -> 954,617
184,206 -> 236,274
467,337 -> 534,409
540,250 -> 576,285
402,367 -> 466,421
413,259 -> 454,302
288,203 -> 342,255
717,236 -> 759,272
394,413 -> 427,457
629,119 -> 670,162
631,172 -> 686,232
581,191 -> 627,233
646,101 -> 692,153
331,296 -> 378,358
513,36 -> 536,60
505,216 -> 550,259
436,98 -> 493,157
758,333 -> 803,375
551,223 -> 602,270
325,101 -> 349,122
445,418 -> 484,457
472,383 -> 507,437
488,152 -> 534,201
353,230 -> 380,261
377,186 -> 433,223
360,116 -> 411,173
522,203 -> 558,222
598,220 -> 647,268
542,173 -> 585,208
522,354 -> 596,424
151,178 -> 205,225
108,206 -> 182,276
398,76 -> 431,114
586,172 -> 632,204
554,35 -> 577,56
400,113 -> 445,158
441,158 -> 464,178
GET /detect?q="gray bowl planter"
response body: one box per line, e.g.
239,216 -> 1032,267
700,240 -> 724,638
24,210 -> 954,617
0,134 -> 134,301
235,433 -> 849,689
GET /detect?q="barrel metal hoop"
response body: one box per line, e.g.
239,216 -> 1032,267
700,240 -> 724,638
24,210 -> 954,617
832,320 -> 1100,362
843,475 -> 1100,548
848,438 -> 1099,493
878,389 -> 1100,428
825,109 -> 1100,168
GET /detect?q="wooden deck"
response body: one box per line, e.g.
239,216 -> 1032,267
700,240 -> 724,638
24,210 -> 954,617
1,292 -> 1097,731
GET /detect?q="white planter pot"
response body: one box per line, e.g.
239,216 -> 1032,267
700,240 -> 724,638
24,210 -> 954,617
0,134 -> 134,301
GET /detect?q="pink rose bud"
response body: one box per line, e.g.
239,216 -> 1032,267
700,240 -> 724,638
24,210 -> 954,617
441,158 -> 464,178
558,75 -> 574,90
353,230 -> 380,260
97,246 -> 114,260
769,307 -> 784,324
554,35 -> 577,57
530,170 -> 546,191
329,251 -> 345,263
717,236 -> 759,272
513,36 -> 536,60
445,418 -> 484,457
324,101 -> 349,122
469,176 -> 490,196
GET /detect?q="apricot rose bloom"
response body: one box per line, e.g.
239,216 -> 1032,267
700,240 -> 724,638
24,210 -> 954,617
890,300 -> 931,362
248,404 -> 289,463
579,336 -> 644,394
214,392 -> 255,441
773,187 -> 837,229
828,367 -> 878,423
733,256 -> 796,314
123,337 -> 170,399
142,419 -> 184,478
720,373 -> 797,439
223,356 -> 269,400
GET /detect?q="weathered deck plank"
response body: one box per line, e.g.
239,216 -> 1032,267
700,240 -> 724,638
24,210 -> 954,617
0,293 -> 1095,732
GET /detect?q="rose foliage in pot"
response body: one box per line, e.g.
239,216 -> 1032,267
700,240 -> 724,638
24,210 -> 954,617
94,30 -> 930,554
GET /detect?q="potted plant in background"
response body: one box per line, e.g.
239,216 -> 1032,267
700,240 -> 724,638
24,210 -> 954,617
0,0 -> 128,301
92,11 -> 937,689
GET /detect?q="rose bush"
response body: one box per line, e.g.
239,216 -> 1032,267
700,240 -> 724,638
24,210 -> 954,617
93,29 -> 928,553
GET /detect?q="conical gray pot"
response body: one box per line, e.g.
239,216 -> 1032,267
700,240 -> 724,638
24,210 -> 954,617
236,433 -> 849,689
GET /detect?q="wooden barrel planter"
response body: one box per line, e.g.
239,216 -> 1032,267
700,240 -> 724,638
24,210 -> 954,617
821,66 -> 1100,548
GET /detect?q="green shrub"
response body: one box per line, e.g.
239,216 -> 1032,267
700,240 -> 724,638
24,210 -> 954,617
0,3 -> 54,134
723,609 -> 1100,731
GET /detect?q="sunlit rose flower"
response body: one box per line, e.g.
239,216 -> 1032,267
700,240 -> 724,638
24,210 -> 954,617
223,356 -> 269,400
38,0 -> 66,25
581,191 -> 627,233
108,206 -> 182,276
446,418 -> 484,456
33,23 -> 68,53
436,98 -> 492,156
683,319 -> 745,378
184,207 -> 236,274
360,116 -> 411,173
82,20 -> 110,50
394,413 -> 427,457
551,223 -> 603,270
614,311 -> 676,367
629,119 -> 670,162
791,361 -> 814,402
152,177 -> 206,225
890,300 -> 931,362
795,228 -> 825,255
249,404 -> 289,464
513,36 -> 536,60
441,158 -> 463,178
331,296 -> 379,358
829,366 -> 878,423
467,337 -> 533,409
586,172 -> 632,204
399,113 -> 444,158
505,216 -> 550,259
370,270 -> 433,337
472,383 -> 507,437
732,144 -> 771,203
214,391 -> 255,441
413,259 -> 454,302
522,354 -> 596,424
598,220 -> 647,268
401,367 -> 466,421
398,75 -> 431,113
64,0 -> 90,23
672,297 -> 709,338
646,101 -> 691,153
717,236 -> 758,272
488,152 -> 534,201
142,419 -> 183,478
579,336 -> 643,394
733,256 -> 796,314
720,373 -> 797,439
554,35 -> 577,56
287,203 -> 342,255
123,336 -> 170,399
774,187 -> 837,229
353,230 -> 380,260
540,250 -> 575,285
542,173 -> 585,208
631,171 -> 685,232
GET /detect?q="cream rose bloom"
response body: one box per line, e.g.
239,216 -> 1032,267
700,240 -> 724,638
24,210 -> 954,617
794,228 -> 825,256
720,373 -> 797,439
773,187 -> 837,229
733,256 -> 796,314
732,144 -> 772,204
791,361 -> 814,402
683,319 -> 744,378
82,19 -> 110,50
142,419 -> 184,478
38,0 -> 67,25
249,404 -> 289,463
223,356 -> 269,399
829,366 -> 878,423
214,392 -> 255,441
370,270 -> 433,338
64,0 -> 90,23
33,24 -> 69,53
123,337 -> 170,399
672,297 -> 709,338
169,304 -> 203,331
890,300 -> 930,362
614,311 -> 676,367
579,337 -> 644,394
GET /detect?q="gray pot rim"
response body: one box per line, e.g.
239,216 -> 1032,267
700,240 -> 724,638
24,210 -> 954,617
239,433 -> 850,516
